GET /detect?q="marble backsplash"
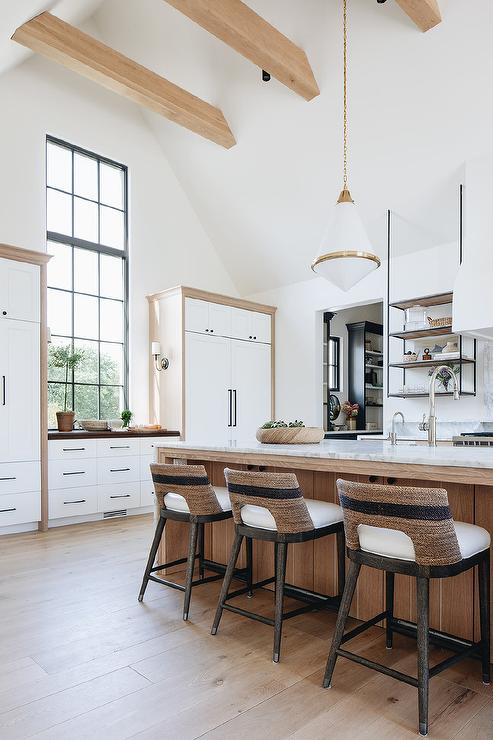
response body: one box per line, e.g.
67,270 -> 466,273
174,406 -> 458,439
392,420 -> 493,440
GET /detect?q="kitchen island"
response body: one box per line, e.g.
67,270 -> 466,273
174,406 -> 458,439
154,439 -> 493,660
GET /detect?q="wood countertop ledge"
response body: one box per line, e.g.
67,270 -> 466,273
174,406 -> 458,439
48,430 -> 181,440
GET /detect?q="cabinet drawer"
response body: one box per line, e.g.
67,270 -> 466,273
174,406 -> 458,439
139,437 -> 174,455
140,455 -> 153,481
96,439 -> 140,457
0,492 -> 40,527
49,487 -> 99,519
140,481 -> 156,508
0,462 -> 40,494
98,483 -> 140,512
49,459 -> 97,490
49,440 -> 98,460
97,456 -> 140,485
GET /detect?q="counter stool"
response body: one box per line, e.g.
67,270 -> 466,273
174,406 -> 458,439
323,478 -> 491,737
138,463 -> 252,621
211,468 -> 346,662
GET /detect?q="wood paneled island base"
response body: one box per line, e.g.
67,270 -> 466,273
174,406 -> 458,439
156,442 -> 493,662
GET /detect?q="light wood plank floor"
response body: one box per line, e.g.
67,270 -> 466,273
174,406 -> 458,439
0,514 -> 491,738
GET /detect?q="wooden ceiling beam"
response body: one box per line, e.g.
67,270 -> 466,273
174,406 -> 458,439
12,12 -> 235,148
164,0 -> 319,101
394,0 -> 442,32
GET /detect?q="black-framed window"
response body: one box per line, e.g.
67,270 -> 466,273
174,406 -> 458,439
46,136 -> 128,428
328,336 -> 340,392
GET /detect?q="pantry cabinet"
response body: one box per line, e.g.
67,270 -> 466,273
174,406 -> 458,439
148,286 -> 276,439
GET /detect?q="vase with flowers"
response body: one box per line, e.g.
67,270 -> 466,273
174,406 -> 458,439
428,364 -> 459,393
341,401 -> 359,431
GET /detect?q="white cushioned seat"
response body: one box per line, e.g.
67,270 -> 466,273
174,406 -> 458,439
240,499 -> 343,531
163,486 -> 231,513
357,520 -> 490,562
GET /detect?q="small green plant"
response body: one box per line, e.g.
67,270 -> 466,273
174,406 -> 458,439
49,345 -> 84,411
121,409 -> 133,427
261,420 -> 305,429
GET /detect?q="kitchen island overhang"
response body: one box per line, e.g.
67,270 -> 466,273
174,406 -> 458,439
152,439 -> 493,661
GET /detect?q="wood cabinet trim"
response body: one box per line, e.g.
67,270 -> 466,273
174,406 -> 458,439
146,285 -> 276,315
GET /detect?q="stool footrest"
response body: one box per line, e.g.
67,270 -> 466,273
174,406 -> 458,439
148,574 -> 185,592
222,603 -> 275,626
390,618 -> 478,656
429,643 -> 481,678
341,611 -> 388,644
336,648 -> 419,688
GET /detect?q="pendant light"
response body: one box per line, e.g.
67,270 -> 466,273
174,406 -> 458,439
311,0 -> 380,291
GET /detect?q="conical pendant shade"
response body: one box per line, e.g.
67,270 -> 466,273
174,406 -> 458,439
311,189 -> 380,291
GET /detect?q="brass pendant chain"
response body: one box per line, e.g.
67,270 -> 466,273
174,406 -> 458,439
343,0 -> 348,190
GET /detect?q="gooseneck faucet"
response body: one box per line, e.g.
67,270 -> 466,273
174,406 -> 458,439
419,365 -> 460,447
389,411 -> 405,445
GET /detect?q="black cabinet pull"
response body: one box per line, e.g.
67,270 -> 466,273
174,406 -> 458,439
0,507 -> 16,513
233,389 -> 237,427
62,447 -> 85,452
387,477 -> 397,485
0,477 -> 16,481
369,475 -> 378,483
205,328 -> 209,332
2,311 -> 6,316
63,499 -> 86,505
110,494 -> 131,499
110,468 -> 131,473
62,471 -> 85,476
2,375 -> 5,406
210,329 -> 214,333
109,445 -> 130,449
227,389 -> 232,427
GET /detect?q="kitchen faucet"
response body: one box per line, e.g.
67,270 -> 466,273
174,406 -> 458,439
389,411 -> 404,445
419,365 -> 460,447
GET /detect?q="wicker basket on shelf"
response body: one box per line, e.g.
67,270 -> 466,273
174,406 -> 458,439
427,316 -> 452,329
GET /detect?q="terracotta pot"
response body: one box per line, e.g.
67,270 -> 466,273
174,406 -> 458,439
56,411 -> 75,432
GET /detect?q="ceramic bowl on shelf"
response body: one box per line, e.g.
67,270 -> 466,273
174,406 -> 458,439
256,427 -> 325,444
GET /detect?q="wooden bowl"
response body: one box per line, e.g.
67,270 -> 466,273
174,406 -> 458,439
256,427 -> 325,445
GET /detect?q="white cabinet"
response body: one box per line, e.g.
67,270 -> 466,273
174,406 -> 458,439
230,307 -> 271,344
231,341 -> 271,441
185,331 -> 271,442
0,492 -> 40,528
186,332 -> 232,441
185,298 -> 231,337
0,318 -> 40,463
0,258 -> 40,323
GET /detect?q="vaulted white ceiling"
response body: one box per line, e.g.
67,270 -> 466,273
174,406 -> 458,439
5,0 -> 493,296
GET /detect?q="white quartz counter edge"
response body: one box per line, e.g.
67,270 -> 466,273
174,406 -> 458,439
154,439 -> 489,469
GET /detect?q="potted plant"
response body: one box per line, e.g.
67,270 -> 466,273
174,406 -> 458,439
341,401 -> 359,431
121,409 -> 133,429
49,345 -> 84,432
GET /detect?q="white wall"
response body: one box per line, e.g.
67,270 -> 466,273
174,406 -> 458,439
0,48 -> 237,422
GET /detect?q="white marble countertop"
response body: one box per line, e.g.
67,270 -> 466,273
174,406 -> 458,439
154,438 -> 490,469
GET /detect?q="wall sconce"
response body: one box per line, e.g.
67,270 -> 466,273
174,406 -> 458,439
151,341 -> 169,372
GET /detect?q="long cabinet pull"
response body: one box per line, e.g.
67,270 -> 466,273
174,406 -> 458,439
0,477 -> 16,481
62,447 -> 86,452
233,390 -> 237,427
110,494 -> 131,499
0,507 -> 16,513
2,376 -> 5,406
63,499 -> 86,505
62,471 -> 86,476
109,445 -> 130,449
227,389 -> 232,427
110,468 -> 131,473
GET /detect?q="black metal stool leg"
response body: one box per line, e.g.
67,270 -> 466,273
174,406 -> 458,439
198,522 -> 205,580
478,550 -> 491,685
386,571 -> 395,649
211,531 -> 243,635
246,537 -> 253,597
323,560 -> 361,688
273,542 -> 288,663
138,513 -> 166,602
416,576 -> 430,737
183,522 -> 199,621
336,529 -> 346,597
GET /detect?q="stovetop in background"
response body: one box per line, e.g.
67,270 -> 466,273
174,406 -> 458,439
453,433 -> 493,447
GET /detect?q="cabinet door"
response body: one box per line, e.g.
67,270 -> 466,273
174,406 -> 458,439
230,307 -> 251,341
184,298 -> 209,334
0,319 -> 40,463
250,312 -> 271,344
208,302 -> 232,337
185,332 -> 231,441
231,340 -> 271,442
0,258 -> 40,323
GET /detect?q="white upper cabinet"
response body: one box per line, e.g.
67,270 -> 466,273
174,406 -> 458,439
0,318 -> 40,463
185,298 -> 271,344
0,258 -> 40,323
